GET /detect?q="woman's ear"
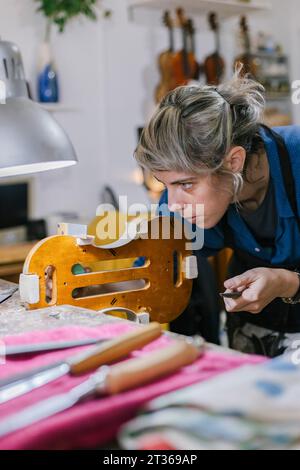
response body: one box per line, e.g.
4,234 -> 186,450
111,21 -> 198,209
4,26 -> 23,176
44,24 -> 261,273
224,146 -> 246,173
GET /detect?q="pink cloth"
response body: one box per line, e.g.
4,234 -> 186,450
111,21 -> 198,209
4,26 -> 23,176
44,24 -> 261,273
0,324 -> 266,450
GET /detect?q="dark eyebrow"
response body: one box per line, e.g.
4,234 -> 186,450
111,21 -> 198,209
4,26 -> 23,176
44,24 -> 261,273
154,176 -> 198,185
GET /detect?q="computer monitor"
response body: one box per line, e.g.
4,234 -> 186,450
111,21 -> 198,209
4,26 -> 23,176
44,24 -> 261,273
0,182 -> 28,230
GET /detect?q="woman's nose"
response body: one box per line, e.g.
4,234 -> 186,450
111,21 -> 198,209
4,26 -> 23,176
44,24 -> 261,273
168,198 -> 184,214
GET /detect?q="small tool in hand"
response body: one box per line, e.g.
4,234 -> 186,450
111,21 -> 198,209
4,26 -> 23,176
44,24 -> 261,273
219,291 -> 243,299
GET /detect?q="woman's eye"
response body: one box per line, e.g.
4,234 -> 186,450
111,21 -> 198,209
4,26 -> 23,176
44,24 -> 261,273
181,183 -> 193,190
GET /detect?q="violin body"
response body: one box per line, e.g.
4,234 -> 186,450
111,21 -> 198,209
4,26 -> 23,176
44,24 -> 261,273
172,50 -> 199,87
204,53 -> 225,85
155,49 -> 177,103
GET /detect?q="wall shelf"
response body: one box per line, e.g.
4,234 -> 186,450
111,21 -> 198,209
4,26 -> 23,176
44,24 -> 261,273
39,103 -> 79,113
128,0 -> 271,18
266,93 -> 291,101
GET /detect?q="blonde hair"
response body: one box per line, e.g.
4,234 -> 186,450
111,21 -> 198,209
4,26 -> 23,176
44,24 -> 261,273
135,65 -> 265,201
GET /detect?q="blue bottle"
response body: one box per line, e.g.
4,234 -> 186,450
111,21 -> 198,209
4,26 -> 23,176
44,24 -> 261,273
37,42 -> 59,103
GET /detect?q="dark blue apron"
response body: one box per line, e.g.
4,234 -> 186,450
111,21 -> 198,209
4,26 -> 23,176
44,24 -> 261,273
225,125 -> 300,355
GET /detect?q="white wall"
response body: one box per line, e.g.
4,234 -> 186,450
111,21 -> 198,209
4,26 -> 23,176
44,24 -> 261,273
0,0 -> 297,226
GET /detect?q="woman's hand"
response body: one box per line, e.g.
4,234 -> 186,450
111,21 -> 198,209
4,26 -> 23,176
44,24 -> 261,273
223,268 -> 300,314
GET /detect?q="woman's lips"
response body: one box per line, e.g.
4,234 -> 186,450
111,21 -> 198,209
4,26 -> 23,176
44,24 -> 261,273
186,216 -> 202,224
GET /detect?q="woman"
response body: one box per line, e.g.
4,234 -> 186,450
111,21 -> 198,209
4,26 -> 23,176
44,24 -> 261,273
135,67 -> 300,357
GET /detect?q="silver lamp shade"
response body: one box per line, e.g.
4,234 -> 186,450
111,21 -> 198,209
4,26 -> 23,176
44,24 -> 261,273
0,40 -> 77,177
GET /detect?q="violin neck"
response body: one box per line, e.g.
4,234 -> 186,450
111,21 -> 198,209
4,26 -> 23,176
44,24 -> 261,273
182,25 -> 190,77
244,31 -> 251,55
215,30 -> 221,56
169,26 -> 174,52
189,29 -> 195,55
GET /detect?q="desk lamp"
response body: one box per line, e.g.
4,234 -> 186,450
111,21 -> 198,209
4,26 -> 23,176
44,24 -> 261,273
0,39 -> 77,177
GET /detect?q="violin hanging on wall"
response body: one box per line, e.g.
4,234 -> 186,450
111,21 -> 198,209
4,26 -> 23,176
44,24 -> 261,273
234,16 -> 257,77
155,11 -> 177,104
172,8 -> 199,87
204,12 -> 225,85
155,8 -> 200,104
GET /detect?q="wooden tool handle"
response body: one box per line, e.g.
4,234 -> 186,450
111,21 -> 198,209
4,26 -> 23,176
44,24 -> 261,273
68,322 -> 162,375
100,341 -> 200,395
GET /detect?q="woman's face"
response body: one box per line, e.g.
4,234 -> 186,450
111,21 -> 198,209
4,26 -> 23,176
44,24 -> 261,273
154,170 -> 233,229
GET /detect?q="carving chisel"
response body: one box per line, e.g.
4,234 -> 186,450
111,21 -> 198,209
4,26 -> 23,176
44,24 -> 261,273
0,340 -> 200,439
0,322 -> 162,405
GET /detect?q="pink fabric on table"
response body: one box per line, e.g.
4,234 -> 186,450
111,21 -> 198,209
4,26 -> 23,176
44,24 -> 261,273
0,324 -> 267,450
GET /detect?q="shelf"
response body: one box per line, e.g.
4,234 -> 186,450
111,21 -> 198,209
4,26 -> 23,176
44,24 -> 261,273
266,93 -> 291,101
254,52 -> 288,59
128,0 -> 271,18
261,75 -> 290,79
39,103 -> 79,113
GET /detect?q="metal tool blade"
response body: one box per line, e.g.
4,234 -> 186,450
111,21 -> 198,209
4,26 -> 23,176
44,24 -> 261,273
0,360 -> 65,389
0,392 -> 78,438
0,373 -> 99,438
5,337 -> 106,356
0,338 -> 109,403
219,291 -> 243,299
0,362 -> 70,405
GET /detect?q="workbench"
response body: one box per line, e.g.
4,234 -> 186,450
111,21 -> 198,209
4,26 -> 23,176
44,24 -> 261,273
0,279 -> 267,450
0,279 -> 126,338
0,279 -> 236,355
